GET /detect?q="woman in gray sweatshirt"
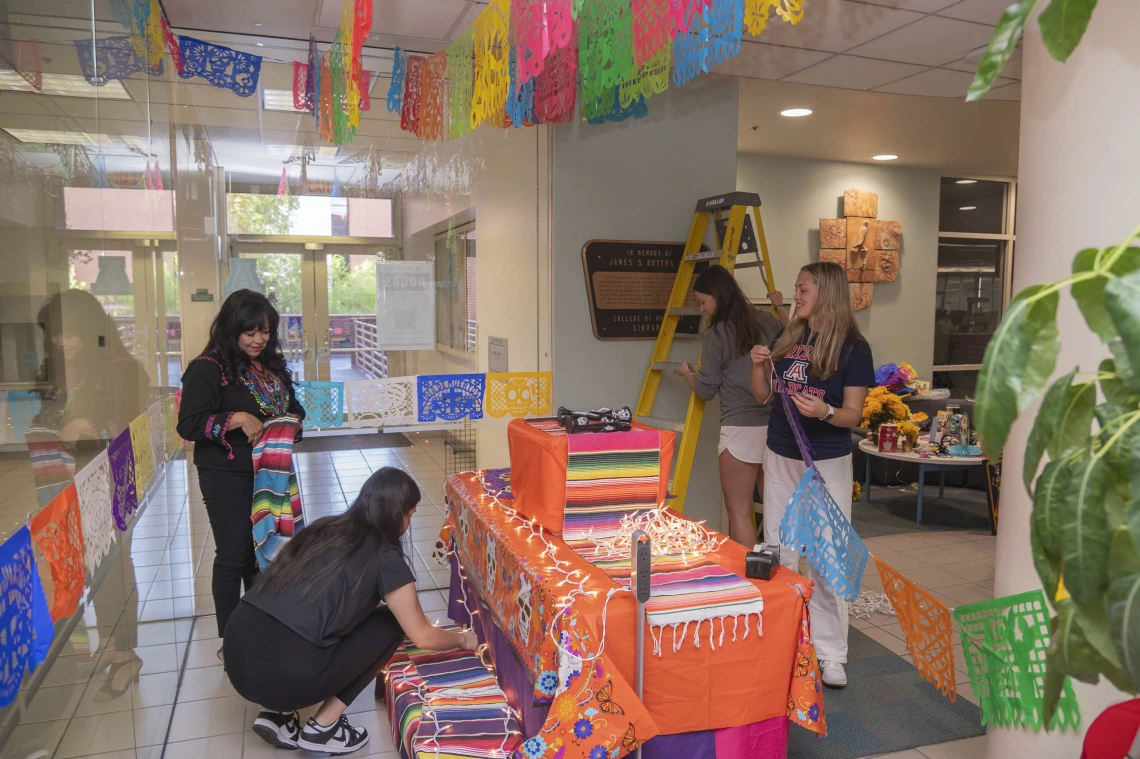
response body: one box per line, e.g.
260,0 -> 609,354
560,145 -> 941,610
674,265 -> 786,546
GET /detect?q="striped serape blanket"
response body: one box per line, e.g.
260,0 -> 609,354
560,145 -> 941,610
386,626 -> 522,759
251,416 -> 304,570
563,431 -> 764,654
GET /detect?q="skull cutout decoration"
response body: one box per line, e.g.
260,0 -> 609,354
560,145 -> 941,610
516,574 -> 533,644
459,501 -> 471,540
485,537 -> 498,594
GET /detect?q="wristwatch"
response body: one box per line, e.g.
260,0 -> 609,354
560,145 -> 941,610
819,404 -> 835,422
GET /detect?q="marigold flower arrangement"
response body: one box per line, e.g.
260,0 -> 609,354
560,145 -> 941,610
861,386 -> 913,430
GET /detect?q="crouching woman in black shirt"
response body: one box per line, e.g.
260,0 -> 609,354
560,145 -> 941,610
224,467 -> 477,755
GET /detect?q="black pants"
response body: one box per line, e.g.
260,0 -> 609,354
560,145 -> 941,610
198,468 -> 258,637
224,604 -> 405,712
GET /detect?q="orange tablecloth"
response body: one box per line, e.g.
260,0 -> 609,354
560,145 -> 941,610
444,473 -> 826,747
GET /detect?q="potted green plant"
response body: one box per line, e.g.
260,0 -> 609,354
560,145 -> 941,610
974,227 -> 1140,741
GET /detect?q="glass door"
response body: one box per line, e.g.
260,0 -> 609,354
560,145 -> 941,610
325,247 -> 387,382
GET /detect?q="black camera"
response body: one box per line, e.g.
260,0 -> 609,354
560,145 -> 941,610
745,544 -> 781,581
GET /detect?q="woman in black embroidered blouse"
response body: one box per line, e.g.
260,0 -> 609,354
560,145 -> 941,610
177,290 -> 305,645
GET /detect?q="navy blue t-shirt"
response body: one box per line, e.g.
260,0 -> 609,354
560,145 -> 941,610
766,335 -> 874,461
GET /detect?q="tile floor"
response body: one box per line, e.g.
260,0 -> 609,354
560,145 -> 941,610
0,435 -> 994,759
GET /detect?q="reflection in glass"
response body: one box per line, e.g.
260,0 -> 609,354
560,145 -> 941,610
934,239 -> 1005,367
938,178 -> 1006,234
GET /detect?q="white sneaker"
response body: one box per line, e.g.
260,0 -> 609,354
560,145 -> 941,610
252,711 -> 301,749
297,715 -> 370,755
820,660 -> 847,688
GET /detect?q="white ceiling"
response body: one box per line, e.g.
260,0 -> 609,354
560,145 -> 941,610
716,0 -> 1021,100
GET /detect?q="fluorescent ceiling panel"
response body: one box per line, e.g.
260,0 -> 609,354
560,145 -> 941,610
0,70 -> 131,100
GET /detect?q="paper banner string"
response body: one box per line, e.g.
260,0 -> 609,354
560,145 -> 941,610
447,28 -> 476,141
419,52 -> 447,141
619,44 -> 670,107
12,40 -> 42,91
161,17 -> 184,75
512,0 -> 550,82
578,0 -> 636,117
874,557 -> 956,701
143,0 -> 163,68
387,47 -> 408,112
671,0 -> 714,33
277,167 -> 288,196
293,381 -> 344,430
485,373 -> 552,418
744,0 -> 805,35
74,35 -> 164,87
108,427 -> 138,531
779,467 -> 868,602
401,54 -> 425,136
75,450 -> 115,577
0,527 -> 52,708
130,412 -> 155,496
417,374 -> 486,423
292,61 -> 311,111
318,52 -> 334,141
177,36 -> 262,97
585,87 -> 648,123
505,46 -> 536,127
706,0 -> 744,69
306,36 -> 319,114
534,36 -> 578,124
633,0 -> 671,66
671,13 -> 710,86
30,485 -> 86,621
953,590 -> 1082,731
471,0 -> 510,130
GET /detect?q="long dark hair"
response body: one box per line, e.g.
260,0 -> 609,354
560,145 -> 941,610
693,265 -> 763,357
203,289 -> 289,383
258,467 -> 421,599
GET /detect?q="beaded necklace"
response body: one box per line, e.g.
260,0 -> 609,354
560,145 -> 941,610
240,361 -> 289,417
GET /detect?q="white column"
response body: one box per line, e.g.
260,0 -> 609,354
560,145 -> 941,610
987,4 -> 1140,757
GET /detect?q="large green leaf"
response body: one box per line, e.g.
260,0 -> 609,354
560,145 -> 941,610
1042,662 -> 1067,728
967,0 -> 1039,101
1071,247 -> 1140,341
1106,269 -> 1140,387
1024,370 -> 1079,491
1107,572 -> 1140,691
1038,0 -> 1098,62
1109,338 -> 1140,394
1061,456 -> 1109,607
976,286 -> 1061,459
1051,382 -> 1096,459
1034,460 -> 1072,562
1108,525 -> 1140,580
1031,515 -> 1061,603
1099,359 -> 1137,408
1050,599 -> 1107,684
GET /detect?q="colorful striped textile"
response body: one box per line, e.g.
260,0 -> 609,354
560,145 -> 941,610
24,427 -> 76,506
251,416 -> 304,570
524,417 -> 566,436
562,430 -> 764,654
385,626 -> 522,759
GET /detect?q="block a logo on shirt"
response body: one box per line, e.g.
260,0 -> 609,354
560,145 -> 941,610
784,360 -> 810,384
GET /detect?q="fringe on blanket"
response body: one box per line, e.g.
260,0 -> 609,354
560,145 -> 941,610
251,416 -> 304,569
650,612 -> 764,656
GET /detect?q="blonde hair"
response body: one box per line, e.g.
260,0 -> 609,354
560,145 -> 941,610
772,262 -> 864,380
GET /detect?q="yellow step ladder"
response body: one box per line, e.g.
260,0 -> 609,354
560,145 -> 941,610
634,192 -> 779,513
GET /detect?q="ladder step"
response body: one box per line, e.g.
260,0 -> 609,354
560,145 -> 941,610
637,416 -> 686,433
668,306 -> 703,316
734,260 -> 762,269
684,250 -> 723,262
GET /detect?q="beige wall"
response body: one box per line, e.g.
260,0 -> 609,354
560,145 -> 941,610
550,79 -> 740,528
736,153 -> 941,380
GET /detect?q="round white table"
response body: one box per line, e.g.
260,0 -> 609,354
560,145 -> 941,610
858,437 -> 988,524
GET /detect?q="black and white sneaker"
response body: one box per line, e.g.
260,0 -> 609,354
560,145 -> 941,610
252,710 -> 301,749
297,715 -> 369,755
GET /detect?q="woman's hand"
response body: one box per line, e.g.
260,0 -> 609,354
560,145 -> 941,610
231,412 -> 264,444
673,360 -> 692,378
458,628 -> 479,650
770,290 -> 785,309
791,392 -> 829,420
750,345 -> 772,367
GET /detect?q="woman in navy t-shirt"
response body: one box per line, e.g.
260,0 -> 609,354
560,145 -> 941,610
749,262 -> 873,690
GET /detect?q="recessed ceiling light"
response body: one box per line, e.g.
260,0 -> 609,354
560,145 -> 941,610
959,206 -> 977,211
0,70 -> 131,100
256,42 -> 264,47
780,108 -> 813,117
872,154 -> 898,161
956,179 -> 978,184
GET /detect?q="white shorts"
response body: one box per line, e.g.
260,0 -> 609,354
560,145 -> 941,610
717,425 -> 768,465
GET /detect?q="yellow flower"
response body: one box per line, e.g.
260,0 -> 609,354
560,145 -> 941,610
898,421 -> 920,438
911,412 -> 928,423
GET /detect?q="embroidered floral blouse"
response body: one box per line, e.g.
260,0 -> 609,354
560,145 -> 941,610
176,352 -> 305,473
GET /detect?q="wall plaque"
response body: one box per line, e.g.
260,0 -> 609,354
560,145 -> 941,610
581,239 -> 707,341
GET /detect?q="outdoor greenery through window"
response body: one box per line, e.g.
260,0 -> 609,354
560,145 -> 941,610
435,223 -> 476,352
226,193 -> 394,237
